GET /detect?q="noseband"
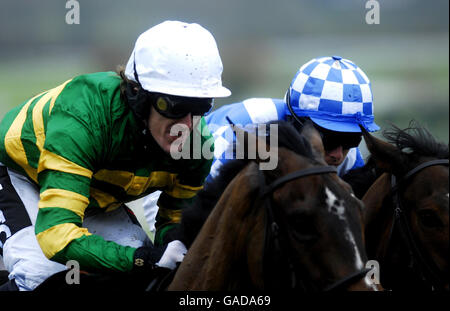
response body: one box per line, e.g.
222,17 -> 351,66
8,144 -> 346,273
387,159 -> 449,291
258,165 -> 370,291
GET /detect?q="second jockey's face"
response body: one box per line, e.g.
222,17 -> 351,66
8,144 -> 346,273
316,126 -> 362,167
324,146 -> 350,167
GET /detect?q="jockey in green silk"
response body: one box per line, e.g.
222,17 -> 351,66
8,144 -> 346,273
0,20 -> 230,291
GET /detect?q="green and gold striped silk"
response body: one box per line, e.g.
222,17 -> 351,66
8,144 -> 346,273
0,72 -> 213,272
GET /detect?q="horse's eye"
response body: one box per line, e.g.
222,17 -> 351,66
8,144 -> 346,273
417,209 -> 444,228
289,216 -> 319,242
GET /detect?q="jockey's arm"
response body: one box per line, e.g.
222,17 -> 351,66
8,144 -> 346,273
153,156 -> 212,246
34,108 -> 137,273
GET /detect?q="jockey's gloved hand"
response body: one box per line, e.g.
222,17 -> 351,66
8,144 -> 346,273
133,240 -> 187,271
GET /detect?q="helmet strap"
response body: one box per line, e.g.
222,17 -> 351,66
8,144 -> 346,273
124,55 -> 152,129
133,55 -> 142,85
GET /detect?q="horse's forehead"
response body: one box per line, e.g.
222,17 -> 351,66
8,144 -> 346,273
279,148 -> 306,163
409,162 -> 449,195
324,187 -> 346,220
420,161 -> 449,179
278,148 -> 324,172
402,162 -> 449,214
323,186 -> 365,270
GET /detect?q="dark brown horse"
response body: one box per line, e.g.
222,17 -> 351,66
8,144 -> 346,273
33,121 -> 380,292
168,121 -> 380,291
359,121 -> 449,291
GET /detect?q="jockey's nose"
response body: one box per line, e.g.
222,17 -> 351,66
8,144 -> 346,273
326,145 -> 344,166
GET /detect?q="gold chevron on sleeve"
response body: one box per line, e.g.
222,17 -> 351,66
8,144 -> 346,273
33,79 -> 72,152
36,223 -> 91,259
165,182 -> 203,199
93,169 -> 135,190
38,149 -> 93,178
39,188 -> 89,219
4,92 -> 46,183
48,79 -> 72,114
93,170 -> 178,196
157,207 -> 182,224
89,187 -> 120,209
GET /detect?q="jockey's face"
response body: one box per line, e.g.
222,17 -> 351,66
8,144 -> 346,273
324,146 -> 350,166
148,105 -> 195,154
315,125 -> 362,167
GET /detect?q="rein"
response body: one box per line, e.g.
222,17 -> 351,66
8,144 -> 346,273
387,159 -> 449,291
258,164 -> 370,291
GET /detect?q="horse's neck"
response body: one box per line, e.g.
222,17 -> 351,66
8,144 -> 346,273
362,173 -> 396,258
362,172 -> 392,225
169,165 -> 263,290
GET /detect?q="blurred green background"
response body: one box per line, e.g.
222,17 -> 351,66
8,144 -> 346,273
1,0 -> 448,141
0,0 -> 448,236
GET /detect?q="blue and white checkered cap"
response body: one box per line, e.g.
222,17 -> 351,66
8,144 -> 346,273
287,56 -> 379,132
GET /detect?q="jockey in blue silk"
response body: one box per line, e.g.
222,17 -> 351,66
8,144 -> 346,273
143,55 -> 380,235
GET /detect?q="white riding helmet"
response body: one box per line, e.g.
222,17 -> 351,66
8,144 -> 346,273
125,20 -> 231,98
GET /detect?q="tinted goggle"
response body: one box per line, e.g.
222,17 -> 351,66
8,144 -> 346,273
152,94 -> 213,119
318,128 -> 362,151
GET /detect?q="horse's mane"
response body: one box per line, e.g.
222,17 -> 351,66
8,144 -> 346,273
342,120 -> 449,199
175,120 -> 315,247
383,120 -> 449,159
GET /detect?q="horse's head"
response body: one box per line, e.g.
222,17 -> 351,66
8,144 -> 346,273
234,121 -> 379,291
361,121 -> 449,290
170,121 -> 380,291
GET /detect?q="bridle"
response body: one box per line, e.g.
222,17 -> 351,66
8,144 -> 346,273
257,164 -> 371,291
385,158 -> 449,291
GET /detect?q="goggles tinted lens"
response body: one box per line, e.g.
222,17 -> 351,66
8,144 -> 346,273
152,94 -> 213,119
320,131 -> 362,151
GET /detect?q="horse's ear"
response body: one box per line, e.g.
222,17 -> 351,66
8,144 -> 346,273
300,121 -> 325,158
234,125 -> 277,163
360,125 -> 406,175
